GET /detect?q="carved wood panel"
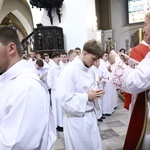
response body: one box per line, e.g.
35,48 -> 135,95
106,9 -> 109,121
34,26 -> 64,51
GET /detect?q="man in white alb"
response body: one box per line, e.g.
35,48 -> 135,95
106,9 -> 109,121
55,39 -> 105,150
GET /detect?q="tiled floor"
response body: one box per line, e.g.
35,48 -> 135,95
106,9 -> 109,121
53,97 -> 129,150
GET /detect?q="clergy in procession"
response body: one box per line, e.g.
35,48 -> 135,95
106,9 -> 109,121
47,51 -> 63,132
33,59 -> 49,89
55,39 -> 104,150
109,49 -> 150,150
67,49 -> 77,62
0,26 -> 56,149
59,51 -> 68,69
88,59 -> 106,122
27,51 -> 36,68
100,52 -> 118,115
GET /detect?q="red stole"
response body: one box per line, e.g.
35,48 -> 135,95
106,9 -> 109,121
123,92 -> 147,149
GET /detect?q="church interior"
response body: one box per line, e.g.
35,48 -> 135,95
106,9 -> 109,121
0,0 -> 148,149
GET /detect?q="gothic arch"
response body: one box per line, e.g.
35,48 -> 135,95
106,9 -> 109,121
0,0 -> 34,39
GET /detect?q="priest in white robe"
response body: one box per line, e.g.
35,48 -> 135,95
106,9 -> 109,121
109,50 -> 150,150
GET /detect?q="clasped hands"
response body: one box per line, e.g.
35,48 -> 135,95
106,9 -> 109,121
88,89 -> 105,100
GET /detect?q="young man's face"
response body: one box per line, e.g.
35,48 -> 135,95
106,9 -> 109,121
35,64 -> 41,70
53,56 -> 60,65
76,50 -> 81,56
69,52 -> 77,62
60,54 -> 67,63
44,56 -> 50,63
30,52 -> 35,59
36,53 -> 41,59
93,59 -> 100,67
102,53 -> 108,61
83,52 -> 98,67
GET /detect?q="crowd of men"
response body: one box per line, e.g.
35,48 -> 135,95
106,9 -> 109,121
3,14 -> 150,148
21,41 -> 118,150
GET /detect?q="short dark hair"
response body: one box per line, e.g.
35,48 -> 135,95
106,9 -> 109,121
102,52 -> 108,57
75,47 -> 81,51
0,25 -> 22,56
36,59 -> 44,67
42,53 -> 49,59
119,48 -> 126,54
43,53 -> 49,56
83,39 -> 103,58
51,51 -> 60,59
60,51 -> 67,56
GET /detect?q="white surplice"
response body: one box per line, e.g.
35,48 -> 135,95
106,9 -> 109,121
33,67 -> 49,89
110,64 -> 118,109
88,65 -> 104,119
55,57 -> 102,150
59,61 -> 68,70
47,62 -> 63,127
100,59 -> 117,114
27,58 -> 36,69
109,52 -> 150,149
0,60 -> 56,150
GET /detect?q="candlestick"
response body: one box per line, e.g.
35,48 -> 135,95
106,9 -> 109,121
139,28 -> 142,43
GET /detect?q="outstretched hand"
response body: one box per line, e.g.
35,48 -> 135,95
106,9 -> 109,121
118,52 -> 130,64
109,50 -> 120,64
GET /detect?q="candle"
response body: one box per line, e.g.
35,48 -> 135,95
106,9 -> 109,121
139,28 -> 142,43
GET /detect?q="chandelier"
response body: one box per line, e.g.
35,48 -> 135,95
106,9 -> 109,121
30,0 -> 64,25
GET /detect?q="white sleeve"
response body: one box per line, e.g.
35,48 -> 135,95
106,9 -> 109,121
110,52 -> 150,94
47,67 -> 57,89
55,68 -> 88,117
0,78 -> 53,149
